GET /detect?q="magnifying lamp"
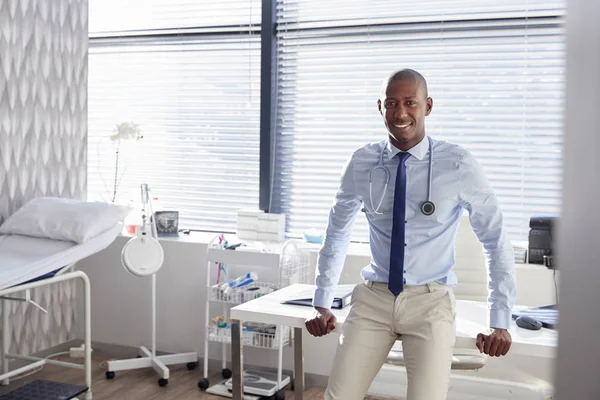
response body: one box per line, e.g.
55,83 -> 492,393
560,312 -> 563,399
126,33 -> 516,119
121,184 -> 164,277
106,184 -> 198,385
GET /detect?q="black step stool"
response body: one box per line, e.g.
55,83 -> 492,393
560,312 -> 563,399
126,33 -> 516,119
0,380 -> 87,400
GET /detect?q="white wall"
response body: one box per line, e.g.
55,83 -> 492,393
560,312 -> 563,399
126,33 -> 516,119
76,232 -> 557,383
555,1 -> 600,398
0,0 -> 88,356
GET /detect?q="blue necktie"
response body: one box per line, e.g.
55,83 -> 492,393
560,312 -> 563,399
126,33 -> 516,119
388,151 -> 411,296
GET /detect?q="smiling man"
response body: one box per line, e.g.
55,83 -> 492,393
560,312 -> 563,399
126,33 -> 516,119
305,69 -> 516,400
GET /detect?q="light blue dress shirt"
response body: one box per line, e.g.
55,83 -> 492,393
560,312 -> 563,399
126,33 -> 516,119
313,135 -> 516,329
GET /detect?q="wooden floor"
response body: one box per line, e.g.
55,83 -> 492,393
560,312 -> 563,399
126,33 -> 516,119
0,351 -> 395,399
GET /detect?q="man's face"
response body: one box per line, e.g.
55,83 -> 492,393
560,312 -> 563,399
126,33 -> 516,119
378,79 -> 433,150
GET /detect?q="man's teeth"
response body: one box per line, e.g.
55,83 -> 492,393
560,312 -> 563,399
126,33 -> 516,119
394,123 -> 410,128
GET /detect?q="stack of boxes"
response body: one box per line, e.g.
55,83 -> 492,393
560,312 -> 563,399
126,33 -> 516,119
236,209 -> 286,242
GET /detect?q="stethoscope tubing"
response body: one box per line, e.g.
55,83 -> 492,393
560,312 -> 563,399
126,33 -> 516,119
365,136 -> 434,216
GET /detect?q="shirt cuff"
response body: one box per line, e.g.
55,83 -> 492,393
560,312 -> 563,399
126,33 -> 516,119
312,288 -> 334,309
490,309 -> 512,330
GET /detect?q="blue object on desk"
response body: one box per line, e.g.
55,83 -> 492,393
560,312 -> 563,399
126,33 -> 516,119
303,230 -> 323,244
512,304 -> 558,329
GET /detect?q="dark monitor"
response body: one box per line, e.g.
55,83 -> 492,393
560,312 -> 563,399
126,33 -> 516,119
528,216 -> 556,267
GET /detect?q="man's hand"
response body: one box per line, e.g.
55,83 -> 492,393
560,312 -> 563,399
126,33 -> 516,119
305,307 -> 337,337
476,328 -> 512,357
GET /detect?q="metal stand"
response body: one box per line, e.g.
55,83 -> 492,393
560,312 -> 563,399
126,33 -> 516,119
105,271 -> 198,386
106,184 -> 197,386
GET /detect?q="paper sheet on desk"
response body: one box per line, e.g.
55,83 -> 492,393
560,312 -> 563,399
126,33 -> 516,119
282,284 -> 354,309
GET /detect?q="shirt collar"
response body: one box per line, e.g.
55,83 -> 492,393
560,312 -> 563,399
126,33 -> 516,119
386,135 -> 430,161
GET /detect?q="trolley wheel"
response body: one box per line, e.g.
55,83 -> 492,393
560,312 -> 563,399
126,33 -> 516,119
222,368 -> 232,379
290,380 -> 294,391
198,378 -> 210,390
158,378 -> 168,387
186,362 -> 198,370
105,371 -> 115,380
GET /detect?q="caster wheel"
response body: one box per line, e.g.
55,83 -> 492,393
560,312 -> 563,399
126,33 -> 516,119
158,378 -> 168,387
290,381 -> 294,391
186,362 -> 198,370
105,371 -> 115,380
222,368 -> 232,379
198,378 -> 210,390
274,390 -> 285,400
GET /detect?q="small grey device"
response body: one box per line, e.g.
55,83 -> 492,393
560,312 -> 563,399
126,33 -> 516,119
516,315 -> 543,330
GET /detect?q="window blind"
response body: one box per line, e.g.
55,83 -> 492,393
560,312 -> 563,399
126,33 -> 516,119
89,0 -> 261,34
274,0 -> 565,243
87,1 -> 261,232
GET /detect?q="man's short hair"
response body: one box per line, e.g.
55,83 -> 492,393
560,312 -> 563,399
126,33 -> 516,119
382,69 -> 428,98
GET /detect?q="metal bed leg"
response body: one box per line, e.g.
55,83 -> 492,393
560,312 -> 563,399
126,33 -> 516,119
80,273 -> 93,400
1,298 -> 9,386
0,270 -> 93,396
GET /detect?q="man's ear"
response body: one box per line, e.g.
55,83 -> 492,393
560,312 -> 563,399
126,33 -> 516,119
425,97 -> 433,116
377,99 -> 383,116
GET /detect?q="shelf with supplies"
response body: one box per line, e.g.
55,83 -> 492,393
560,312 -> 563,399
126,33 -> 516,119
199,233 -> 313,395
209,281 -> 278,304
207,323 -> 291,349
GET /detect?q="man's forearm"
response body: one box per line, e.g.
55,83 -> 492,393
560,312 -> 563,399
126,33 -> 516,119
487,242 -> 516,329
313,236 -> 351,308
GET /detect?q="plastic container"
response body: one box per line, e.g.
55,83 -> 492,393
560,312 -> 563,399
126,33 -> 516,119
303,228 -> 323,244
123,201 -> 143,236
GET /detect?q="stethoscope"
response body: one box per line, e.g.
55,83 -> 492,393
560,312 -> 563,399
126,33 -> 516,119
361,136 -> 435,216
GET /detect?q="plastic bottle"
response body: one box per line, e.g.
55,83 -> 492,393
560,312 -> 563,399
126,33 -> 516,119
220,272 -> 258,295
221,272 -> 258,289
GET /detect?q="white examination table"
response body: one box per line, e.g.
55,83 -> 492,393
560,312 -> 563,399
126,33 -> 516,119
0,223 -> 122,400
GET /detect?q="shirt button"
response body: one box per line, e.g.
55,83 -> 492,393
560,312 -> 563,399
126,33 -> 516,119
403,278 -> 407,284
404,243 -> 407,246
405,220 -> 407,223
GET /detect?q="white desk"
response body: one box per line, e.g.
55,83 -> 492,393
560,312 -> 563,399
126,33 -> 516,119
229,284 -> 557,400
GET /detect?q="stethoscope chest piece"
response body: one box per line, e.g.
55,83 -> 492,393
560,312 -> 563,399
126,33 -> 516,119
365,136 -> 436,216
420,201 -> 435,216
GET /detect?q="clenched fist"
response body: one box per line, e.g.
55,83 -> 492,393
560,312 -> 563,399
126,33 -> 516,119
476,328 -> 512,357
305,307 -> 337,337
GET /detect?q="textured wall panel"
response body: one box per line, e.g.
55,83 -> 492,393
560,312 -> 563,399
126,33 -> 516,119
0,0 -> 88,355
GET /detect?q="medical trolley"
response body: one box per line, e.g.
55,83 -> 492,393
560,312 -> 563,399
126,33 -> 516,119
198,234 -> 312,399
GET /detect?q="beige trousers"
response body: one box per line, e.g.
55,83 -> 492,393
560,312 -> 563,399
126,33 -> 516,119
325,281 -> 456,400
